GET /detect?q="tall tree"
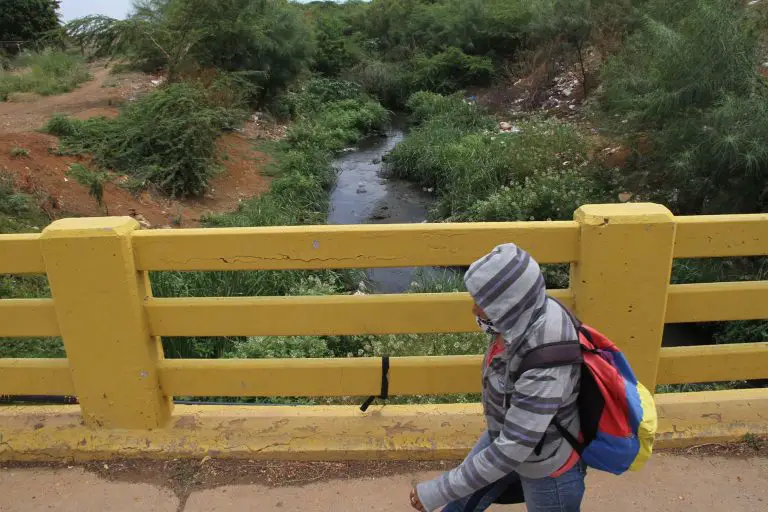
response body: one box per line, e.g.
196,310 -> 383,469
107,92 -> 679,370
0,0 -> 60,55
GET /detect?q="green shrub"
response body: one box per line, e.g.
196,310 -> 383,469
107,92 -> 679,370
345,60 -> 411,109
282,78 -> 364,116
67,163 -> 107,207
0,49 -> 90,99
601,0 -> 758,124
229,335 -> 333,359
285,98 -> 390,153
0,171 -> 48,234
66,0 -> 313,106
410,48 -> 495,94
10,147 -> 29,158
406,91 -> 494,129
390,100 -> 613,219
600,0 -> 768,216
155,83 -> 386,362
463,167 -> 620,222
44,81 -> 248,197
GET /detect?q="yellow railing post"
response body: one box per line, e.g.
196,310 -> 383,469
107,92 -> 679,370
41,217 -> 171,428
571,204 -> 676,389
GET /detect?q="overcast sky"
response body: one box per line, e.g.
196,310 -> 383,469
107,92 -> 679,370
59,0 -> 132,21
59,0 -> 340,21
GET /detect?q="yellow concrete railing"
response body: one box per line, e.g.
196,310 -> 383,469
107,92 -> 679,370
1,203 -> 767,460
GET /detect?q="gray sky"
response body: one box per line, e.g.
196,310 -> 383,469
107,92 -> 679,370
59,0 -> 133,21
58,0 -> 338,22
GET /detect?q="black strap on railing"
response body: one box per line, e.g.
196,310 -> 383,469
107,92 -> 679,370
360,356 -> 390,412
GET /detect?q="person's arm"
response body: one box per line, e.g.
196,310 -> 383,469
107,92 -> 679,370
415,365 -> 574,512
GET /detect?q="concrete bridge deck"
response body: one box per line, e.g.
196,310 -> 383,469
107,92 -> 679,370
1,450 -> 767,511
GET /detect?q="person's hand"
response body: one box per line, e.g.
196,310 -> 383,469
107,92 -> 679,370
410,488 -> 426,511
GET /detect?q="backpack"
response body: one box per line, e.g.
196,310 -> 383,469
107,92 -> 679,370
518,299 -> 657,475
468,301 -> 658,509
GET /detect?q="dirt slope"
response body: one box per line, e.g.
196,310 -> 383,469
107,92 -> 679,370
0,65 -> 272,228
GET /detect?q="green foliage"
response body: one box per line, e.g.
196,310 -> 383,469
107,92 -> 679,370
0,188 -> 62,356
0,0 -> 60,56
463,167 -> 620,223
10,147 -> 29,158
0,49 -> 91,99
307,3 -> 363,76
229,335 -> 333,359
601,0 -> 759,124
281,77 -> 364,116
410,48 -> 495,94
286,99 -> 390,153
0,171 -> 48,234
601,0 -> 768,215
44,81 -> 247,197
67,163 -> 107,207
405,91 -> 494,128
66,0 -> 314,105
389,93 -> 616,219
155,83 -> 387,360
0,336 -> 65,358
344,59 -> 411,108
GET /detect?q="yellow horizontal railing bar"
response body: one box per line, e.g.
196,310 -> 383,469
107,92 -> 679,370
673,214 -> 768,258
159,355 -> 483,397
0,234 -> 45,274
657,343 -> 768,385
0,299 -> 59,337
146,290 -> 573,337
0,359 -> 74,395
132,222 -> 580,271
665,281 -> 768,323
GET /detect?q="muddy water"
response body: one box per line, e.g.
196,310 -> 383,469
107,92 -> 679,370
327,125 -> 434,293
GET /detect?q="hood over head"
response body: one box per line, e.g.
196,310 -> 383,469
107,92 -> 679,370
464,243 -> 547,344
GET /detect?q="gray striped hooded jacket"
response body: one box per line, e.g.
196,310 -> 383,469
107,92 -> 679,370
416,243 -> 581,511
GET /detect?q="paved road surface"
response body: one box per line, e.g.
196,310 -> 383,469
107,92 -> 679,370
1,454 -> 766,511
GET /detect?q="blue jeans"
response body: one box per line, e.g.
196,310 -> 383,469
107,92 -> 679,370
442,432 -> 586,512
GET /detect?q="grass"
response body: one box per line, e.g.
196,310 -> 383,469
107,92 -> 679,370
0,171 -> 64,358
0,49 -> 91,101
10,147 -> 29,158
387,92 -> 620,220
155,81 -> 389,359
43,80 -> 248,198
0,171 -> 48,234
67,163 -> 108,210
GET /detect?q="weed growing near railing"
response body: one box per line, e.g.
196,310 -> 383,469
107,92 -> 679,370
0,49 -> 91,100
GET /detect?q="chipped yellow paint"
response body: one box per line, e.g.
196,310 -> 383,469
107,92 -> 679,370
1,206 -> 768,458
571,204 -> 676,389
0,359 -> 73,395
673,214 -> 768,258
0,233 -> 45,274
0,299 -> 59,337
1,390 -> 766,461
665,281 -> 768,323
146,290 -> 574,337
657,343 -> 768,385
40,217 -> 171,429
159,355 -> 485,397
131,221 -> 580,271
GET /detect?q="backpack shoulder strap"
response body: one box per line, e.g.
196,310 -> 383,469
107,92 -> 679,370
517,340 -> 582,376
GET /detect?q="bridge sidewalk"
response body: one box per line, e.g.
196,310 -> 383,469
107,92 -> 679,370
1,453 -> 766,511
